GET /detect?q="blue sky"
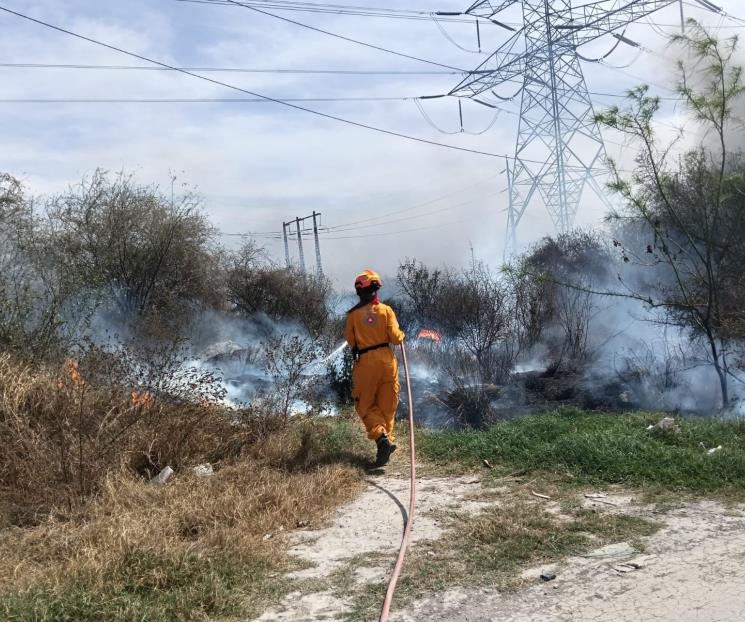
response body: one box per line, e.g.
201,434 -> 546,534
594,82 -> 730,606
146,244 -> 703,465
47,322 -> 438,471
2,0 -> 744,285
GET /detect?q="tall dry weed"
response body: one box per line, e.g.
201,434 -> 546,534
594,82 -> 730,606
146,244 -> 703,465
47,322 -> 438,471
0,353 -> 280,525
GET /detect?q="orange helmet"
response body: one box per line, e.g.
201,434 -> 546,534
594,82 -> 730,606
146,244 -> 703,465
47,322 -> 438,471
354,269 -> 383,291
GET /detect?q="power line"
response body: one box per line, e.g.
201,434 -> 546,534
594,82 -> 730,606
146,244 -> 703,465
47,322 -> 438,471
0,62 -> 465,75
209,0 -> 467,71
0,8 -> 639,169
221,218 -> 468,240
0,96 -> 418,103
319,219 -> 466,239
320,191 -> 500,233
0,5 -> 502,159
176,0 -> 483,23
322,174 -> 499,230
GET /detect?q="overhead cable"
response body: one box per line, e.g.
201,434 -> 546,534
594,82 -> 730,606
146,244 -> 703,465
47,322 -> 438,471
414,98 -> 502,135
319,191 -> 500,233
0,62 -> 465,75
0,96 -> 418,104
0,5 -> 503,159
176,0 -> 486,23
430,14 -> 483,54
215,0 -> 467,71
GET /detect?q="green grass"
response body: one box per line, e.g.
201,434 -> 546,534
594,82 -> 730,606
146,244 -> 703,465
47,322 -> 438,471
416,408 -> 745,494
0,550 -> 287,622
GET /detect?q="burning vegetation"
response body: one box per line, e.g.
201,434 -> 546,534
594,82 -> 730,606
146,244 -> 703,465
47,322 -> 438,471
0,22 -> 744,622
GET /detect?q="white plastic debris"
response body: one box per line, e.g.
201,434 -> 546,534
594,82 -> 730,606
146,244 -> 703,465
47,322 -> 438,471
150,466 -> 174,485
647,417 -> 678,433
707,445 -> 723,455
193,463 -> 214,478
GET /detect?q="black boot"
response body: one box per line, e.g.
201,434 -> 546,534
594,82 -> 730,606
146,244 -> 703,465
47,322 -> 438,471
374,433 -> 397,468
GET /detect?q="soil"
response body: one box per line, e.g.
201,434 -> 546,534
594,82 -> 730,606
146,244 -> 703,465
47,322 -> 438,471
251,476 -> 745,622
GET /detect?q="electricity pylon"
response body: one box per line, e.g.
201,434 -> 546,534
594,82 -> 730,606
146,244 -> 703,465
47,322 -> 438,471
450,0 -> 681,256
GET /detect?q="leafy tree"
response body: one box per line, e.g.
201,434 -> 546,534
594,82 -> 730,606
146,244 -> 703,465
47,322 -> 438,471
596,21 -> 745,407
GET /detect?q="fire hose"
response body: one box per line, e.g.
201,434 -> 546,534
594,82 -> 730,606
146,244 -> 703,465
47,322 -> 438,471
378,342 -> 417,622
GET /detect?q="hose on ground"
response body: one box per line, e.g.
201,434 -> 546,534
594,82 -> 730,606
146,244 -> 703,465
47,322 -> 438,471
379,342 -> 417,622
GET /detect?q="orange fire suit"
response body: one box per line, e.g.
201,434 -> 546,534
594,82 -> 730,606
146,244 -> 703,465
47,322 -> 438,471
344,302 -> 405,442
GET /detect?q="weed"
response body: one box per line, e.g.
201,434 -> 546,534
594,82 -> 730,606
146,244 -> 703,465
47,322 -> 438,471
417,408 -> 745,495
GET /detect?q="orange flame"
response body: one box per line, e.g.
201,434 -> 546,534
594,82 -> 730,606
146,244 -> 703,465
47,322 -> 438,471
65,359 -> 86,386
417,328 -> 442,342
131,390 -> 153,409
198,398 -> 210,408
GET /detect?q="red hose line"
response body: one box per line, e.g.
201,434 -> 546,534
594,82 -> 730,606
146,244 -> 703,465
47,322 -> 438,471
379,342 -> 417,622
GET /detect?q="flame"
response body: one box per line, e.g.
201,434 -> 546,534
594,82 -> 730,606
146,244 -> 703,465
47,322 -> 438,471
417,328 -> 442,342
131,390 -> 153,409
198,398 -> 210,408
65,359 -> 86,386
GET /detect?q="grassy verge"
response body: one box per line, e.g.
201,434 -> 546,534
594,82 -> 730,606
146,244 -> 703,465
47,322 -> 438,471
0,416 -> 372,621
416,407 -> 745,495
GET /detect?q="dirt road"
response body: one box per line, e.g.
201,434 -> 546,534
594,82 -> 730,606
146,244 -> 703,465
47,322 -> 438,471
253,476 -> 745,622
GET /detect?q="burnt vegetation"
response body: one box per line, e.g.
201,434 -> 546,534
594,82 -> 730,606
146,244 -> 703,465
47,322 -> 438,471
394,24 -> 745,426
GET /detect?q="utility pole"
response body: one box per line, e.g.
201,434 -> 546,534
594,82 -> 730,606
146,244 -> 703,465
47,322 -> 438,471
295,217 -> 306,272
281,213 -> 324,273
282,221 -> 291,268
312,211 -> 323,276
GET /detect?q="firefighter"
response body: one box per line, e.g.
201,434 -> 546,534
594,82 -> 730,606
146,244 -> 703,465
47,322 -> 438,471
345,269 -> 405,467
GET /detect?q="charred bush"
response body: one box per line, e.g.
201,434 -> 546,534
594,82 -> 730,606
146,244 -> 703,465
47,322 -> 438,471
517,231 -> 612,371
258,334 -> 327,420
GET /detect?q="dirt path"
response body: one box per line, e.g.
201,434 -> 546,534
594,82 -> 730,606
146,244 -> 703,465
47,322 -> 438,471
252,476 -> 745,622
254,474 -> 493,621
397,499 -> 745,621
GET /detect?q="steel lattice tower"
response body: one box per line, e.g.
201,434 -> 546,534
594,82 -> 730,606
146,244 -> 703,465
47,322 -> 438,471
450,1 -> 680,255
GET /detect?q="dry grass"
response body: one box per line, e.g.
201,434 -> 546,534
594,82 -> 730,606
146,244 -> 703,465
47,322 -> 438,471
0,353 -> 290,525
0,353 -> 372,620
0,460 -> 362,589
0,421 -> 368,620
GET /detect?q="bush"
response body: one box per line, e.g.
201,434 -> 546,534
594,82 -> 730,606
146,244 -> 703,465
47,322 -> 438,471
397,259 -> 517,386
0,353 -> 257,525
516,231 -> 613,369
226,242 -> 332,338
0,175 -> 68,358
43,170 -> 221,332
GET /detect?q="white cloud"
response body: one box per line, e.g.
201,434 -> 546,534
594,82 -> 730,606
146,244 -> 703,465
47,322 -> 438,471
1,0 -> 744,285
